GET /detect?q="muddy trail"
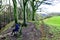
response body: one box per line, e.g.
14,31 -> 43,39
0,22 -> 47,40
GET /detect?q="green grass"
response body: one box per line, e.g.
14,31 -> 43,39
44,16 -> 60,26
44,16 -> 60,33
44,16 -> 60,40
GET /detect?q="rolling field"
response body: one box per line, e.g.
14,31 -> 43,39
44,16 -> 60,26
44,16 -> 60,40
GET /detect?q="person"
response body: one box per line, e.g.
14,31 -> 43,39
11,23 -> 20,36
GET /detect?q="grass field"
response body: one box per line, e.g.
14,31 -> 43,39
44,16 -> 60,40
44,16 -> 60,33
44,16 -> 60,26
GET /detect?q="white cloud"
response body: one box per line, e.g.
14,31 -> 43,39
47,3 -> 60,13
38,0 -> 60,13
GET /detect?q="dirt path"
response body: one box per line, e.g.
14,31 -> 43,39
22,22 -> 42,40
0,22 -> 42,40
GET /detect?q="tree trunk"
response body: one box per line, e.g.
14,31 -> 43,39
12,0 -> 18,24
23,0 -> 27,26
0,0 -> 2,8
32,0 -> 35,21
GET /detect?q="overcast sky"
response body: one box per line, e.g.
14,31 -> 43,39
2,0 -> 60,13
39,0 -> 60,13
